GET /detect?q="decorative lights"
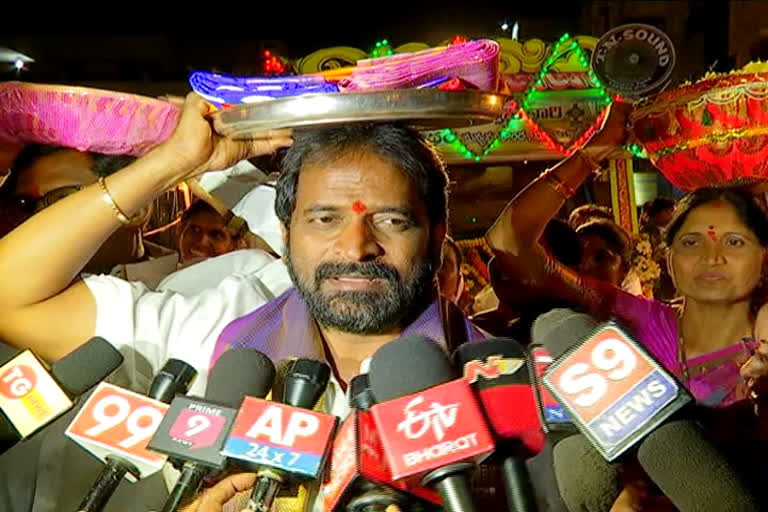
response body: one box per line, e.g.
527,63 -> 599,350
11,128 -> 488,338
440,33 -> 646,162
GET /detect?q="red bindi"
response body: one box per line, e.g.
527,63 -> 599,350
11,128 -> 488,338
707,225 -> 718,242
711,199 -> 727,208
351,200 -> 367,214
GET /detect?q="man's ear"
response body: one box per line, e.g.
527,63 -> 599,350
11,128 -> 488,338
280,223 -> 289,260
431,221 -> 447,267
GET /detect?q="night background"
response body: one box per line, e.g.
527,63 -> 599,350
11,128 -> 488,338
0,1 -> 742,96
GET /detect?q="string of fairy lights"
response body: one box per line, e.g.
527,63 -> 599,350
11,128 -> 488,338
439,32 -> 645,162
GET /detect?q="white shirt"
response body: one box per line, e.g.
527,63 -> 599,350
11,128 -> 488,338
84,248 -> 352,512
83,249 -> 293,396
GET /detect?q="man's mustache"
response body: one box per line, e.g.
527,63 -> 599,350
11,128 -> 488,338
315,261 -> 400,284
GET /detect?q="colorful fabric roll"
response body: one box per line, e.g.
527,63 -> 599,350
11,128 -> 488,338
338,39 -> 500,93
188,72 -> 339,109
0,82 -> 180,156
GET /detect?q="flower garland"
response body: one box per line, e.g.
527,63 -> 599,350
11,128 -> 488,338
631,232 -> 662,298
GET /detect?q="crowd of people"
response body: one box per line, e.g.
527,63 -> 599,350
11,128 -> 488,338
0,91 -> 767,512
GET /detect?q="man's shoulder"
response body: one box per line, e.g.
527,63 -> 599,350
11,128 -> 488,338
156,249 -> 284,295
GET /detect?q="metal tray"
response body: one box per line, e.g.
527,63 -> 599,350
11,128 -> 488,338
211,89 -> 506,139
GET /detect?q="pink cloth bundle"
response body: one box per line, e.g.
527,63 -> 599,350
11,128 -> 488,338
338,39 -> 500,92
0,82 -> 180,156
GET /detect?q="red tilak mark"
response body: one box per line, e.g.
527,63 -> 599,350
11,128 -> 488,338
711,199 -> 727,208
30,186 -> 40,198
707,226 -> 718,242
351,201 -> 367,214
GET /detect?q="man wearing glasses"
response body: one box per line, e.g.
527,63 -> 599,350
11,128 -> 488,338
0,145 -> 150,274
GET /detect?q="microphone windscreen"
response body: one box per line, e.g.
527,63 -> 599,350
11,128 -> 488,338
149,359 -> 198,403
206,349 -> 276,407
0,342 -> 19,365
369,336 -> 456,402
349,373 -> 375,411
637,420 -> 759,512
272,357 -> 297,403
552,433 -> 621,512
454,337 -> 527,386
532,309 -> 598,359
283,358 -> 330,409
51,337 -> 124,396
454,338 -> 541,450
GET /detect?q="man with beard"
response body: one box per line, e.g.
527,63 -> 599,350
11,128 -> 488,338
0,93 -> 483,400
0,94 -> 487,511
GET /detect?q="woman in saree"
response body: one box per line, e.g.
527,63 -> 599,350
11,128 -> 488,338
486,102 -> 768,509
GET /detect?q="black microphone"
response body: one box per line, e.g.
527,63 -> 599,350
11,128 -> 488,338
247,358 -> 330,511
454,338 -> 539,512
149,349 -> 276,512
0,337 -> 123,441
638,420 -> 759,512
535,309 -> 759,512
72,359 -> 196,512
219,358 -> 333,512
368,336 -> 495,512
323,373 -> 441,512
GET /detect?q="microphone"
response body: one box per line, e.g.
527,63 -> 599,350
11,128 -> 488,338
527,344 -> 576,435
637,420 -> 759,512
149,349 -> 276,512
0,337 -> 123,439
324,374 -> 442,512
67,358 -> 197,512
535,309 -> 759,512
531,310 -> 619,512
535,309 -> 690,461
454,338 -> 540,512
550,429 -> 622,512
221,358 -> 337,511
368,336 -> 495,512
524,345 -> 575,512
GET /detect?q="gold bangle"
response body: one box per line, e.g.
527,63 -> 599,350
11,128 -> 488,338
542,172 -> 576,200
577,150 -> 603,172
97,177 -> 131,225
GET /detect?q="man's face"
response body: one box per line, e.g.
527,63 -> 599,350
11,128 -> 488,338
1,149 -> 144,274
178,209 -> 236,264
1,149 -> 94,236
285,150 -> 440,334
579,233 -> 625,286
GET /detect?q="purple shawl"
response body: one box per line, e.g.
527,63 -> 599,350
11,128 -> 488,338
211,289 -> 486,372
611,287 -> 754,408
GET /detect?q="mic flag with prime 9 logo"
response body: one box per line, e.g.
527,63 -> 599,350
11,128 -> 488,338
542,321 -> 691,461
371,377 -> 494,481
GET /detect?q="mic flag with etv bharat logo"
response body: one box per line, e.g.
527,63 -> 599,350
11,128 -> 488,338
543,322 -> 690,460
370,378 -> 494,481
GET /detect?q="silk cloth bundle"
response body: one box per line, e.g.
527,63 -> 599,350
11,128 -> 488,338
0,82 -> 180,156
189,39 -> 501,110
188,72 -> 339,109
337,39 -> 500,92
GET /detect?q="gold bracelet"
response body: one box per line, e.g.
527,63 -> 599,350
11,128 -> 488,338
97,177 -> 131,225
542,172 -> 576,200
576,150 -> 603,173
